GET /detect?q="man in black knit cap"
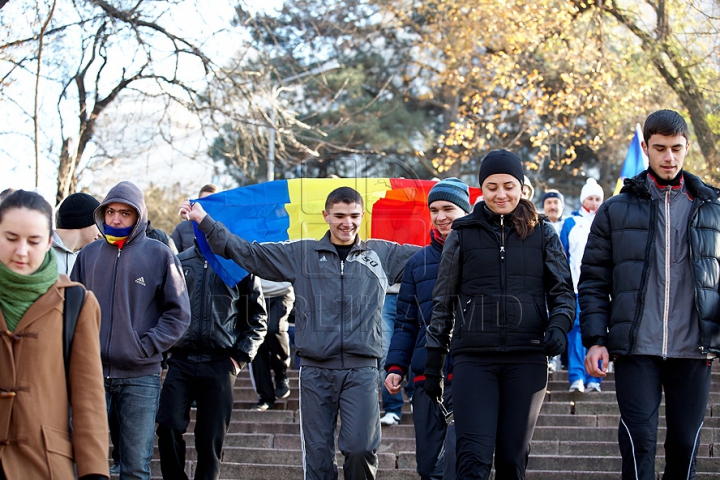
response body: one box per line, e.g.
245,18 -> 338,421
52,192 -> 101,275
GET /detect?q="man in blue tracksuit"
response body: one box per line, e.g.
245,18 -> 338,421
559,178 -> 604,393
72,181 -> 191,480
180,187 -> 420,480
580,109 -> 720,479
384,177 -> 471,480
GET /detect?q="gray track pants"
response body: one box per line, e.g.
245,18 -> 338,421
299,366 -> 381,480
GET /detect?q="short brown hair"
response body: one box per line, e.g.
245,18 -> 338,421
199,184 -> 219,197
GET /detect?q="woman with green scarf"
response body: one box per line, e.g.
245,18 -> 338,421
0,190 -> 109,480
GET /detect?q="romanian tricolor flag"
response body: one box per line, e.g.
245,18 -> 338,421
193,178 -> 482,286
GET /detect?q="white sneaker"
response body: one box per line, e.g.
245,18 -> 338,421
586,382 -> 602,392
569,379 -> 585,393
379,412 -> 400,425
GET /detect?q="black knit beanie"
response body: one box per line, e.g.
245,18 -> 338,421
56,193 -> 100,229
477,149 -> 524,187
428,177 -> 471,213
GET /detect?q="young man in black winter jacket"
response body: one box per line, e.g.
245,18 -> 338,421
156,243 -> 267,480
580,109 -> 720,480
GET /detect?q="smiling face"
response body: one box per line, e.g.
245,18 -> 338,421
0,207 -> 52,275
322,201 -> 364,245
429,200 -> 467,238
481,174 -> 522,215
643,133 -> 688,181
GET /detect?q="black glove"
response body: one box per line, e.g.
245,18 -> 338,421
543,326 -> 567,357
424,375 -> 444,404
423,348 -> 446,404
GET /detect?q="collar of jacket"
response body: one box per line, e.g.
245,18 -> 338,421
453,201 -> 548,229
621,170 -> 720,202
314,230 -> 369,254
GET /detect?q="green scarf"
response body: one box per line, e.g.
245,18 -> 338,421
0,249 -> 59,332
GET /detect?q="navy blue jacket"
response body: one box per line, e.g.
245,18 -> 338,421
385,230 -> 452,383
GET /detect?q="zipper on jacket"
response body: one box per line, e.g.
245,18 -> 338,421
200,260 -> 208,343
106,248 -> 122,378
499,215 -> 507,348
340,260 -> 345,368
662,187 -> 671,359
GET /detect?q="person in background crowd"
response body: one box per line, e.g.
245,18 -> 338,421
146,216 -> 178,254
560,178 -> 605,393
521,175 -> 535,201
425,150 -> 575,480
0,190 -> 109,480
72,181 -> 191,480
171,184 -> 218,253
52,192 -> 102,275
249,280 -> 294,411
541,189 -> 565,235
580,109 -> 720,480
385,177 -> 472,480
180,186 -> 420,480
157,241 -> 267,480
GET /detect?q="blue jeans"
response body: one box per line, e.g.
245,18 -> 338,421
105,374 -> 162,480
381,294 -> 412,416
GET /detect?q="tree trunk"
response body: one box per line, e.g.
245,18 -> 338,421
56,138 -> 78,205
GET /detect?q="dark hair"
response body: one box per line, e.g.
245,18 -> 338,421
512,198 -> 539,240
643,109 -> 689,143
199,184 -> 219,196
0,188 -> 15,202
0,190 -> 54,236
325,187 -> 363,211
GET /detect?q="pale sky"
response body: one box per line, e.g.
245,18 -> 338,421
1,0 -> 284,203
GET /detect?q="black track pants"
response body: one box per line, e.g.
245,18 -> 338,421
452,360 -> 547,480
614,355 -> 712,480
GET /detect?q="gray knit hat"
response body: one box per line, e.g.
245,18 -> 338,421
428,177 -> 471,213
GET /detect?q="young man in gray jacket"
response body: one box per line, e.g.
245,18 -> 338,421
580,110 -> 720,480
180,186 -> 420,480
72,181 -> 191,480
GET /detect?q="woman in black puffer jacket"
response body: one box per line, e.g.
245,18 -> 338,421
424,150 -> 576,480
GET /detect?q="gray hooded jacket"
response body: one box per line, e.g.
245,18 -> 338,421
72,181 -> 191,377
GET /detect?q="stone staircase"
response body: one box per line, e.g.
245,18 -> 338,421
124,362 -> 720,479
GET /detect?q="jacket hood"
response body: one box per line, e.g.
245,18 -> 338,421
95,181 -> 148,244
621,170 -> 720,202
51,231 -> 72,254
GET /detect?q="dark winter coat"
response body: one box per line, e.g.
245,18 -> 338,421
385,230 -> 453,382
172,245 -> 267,364
425,203 -> 575,357
578,170 -> 720,356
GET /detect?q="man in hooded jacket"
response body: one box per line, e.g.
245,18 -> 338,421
72,181 -> 191,480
